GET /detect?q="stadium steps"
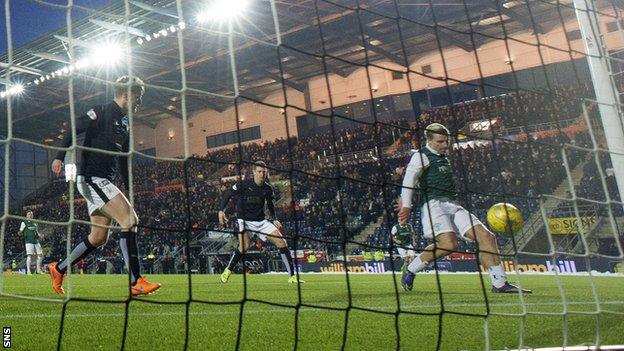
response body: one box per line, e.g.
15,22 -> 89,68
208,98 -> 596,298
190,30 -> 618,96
578,215 -> 624,253
556,212 -> 606,254
345,214 -> 385,254
500,154 -> 591,255
591,215 -> 624,238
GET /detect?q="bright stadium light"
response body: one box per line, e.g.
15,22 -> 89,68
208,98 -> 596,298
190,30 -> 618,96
90,41 -> 124,66
75,58 -> 91,70
197,0 -> 248,23
9,84 -> 24,95
2,83 -> 24,98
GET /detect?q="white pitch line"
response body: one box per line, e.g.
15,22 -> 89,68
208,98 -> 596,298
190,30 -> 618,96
2,301 -> 624,320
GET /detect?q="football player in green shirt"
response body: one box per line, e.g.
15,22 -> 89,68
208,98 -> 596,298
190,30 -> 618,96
398,123 -> 531,294
19,210 -> 43,274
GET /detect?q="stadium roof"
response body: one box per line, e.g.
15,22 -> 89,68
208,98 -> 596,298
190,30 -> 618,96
0,0 -> 608,144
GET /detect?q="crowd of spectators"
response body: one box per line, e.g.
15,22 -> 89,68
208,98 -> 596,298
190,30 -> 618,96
4,83 -> 610,272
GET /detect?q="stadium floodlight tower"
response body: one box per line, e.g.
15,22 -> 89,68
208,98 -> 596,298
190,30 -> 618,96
196,0 -> 248,23
574,0 -> 624,204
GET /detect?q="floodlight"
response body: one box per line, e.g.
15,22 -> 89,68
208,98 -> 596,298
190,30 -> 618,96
197,0 -> 248,23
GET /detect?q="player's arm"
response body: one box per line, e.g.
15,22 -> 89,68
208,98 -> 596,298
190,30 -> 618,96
266,186 -> 281,229
51,109 -> 97,176
398,151 -> 429,223
218,182 -> 239,225
18,222 -> 25,236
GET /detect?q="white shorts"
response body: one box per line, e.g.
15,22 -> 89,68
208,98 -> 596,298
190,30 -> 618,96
397,245 -> 415,258
77,176 -> 121,215
420,199 -> 482,241
237,219 -> 277,242
25,243 -> 42,255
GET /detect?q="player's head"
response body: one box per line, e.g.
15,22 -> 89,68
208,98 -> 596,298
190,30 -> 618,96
425,123 -> 450,155
26,210 -> 33,219
114,76 -> 145,114
252,161 -> 268,183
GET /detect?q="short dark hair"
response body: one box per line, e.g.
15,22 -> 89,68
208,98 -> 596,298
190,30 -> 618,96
26,210 -> 33,215
253,161 -> 267,170
114,76 -> 145,97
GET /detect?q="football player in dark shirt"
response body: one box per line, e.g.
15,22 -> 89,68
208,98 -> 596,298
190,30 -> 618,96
218,161 -> 304,284
48,76 -> 160,296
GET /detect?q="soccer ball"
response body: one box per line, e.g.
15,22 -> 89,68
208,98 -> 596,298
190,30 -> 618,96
486,203 -> 524,234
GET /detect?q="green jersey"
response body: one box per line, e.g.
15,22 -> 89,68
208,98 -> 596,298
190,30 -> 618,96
417,146 -> 457,208
391,223 -> 414,244
20,220 -> 39,244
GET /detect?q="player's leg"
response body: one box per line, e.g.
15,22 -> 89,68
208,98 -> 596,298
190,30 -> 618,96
102,192 -> 160,295
35,243 -> 44,273
25,244 -> 33,274
407,200 -> 457,273
49,215 -> 110,294
401,245 -> 416,271
402,201 -> 457,291
402,232 -> 457,291
221,231 -> 253,283
456,207 -> 532,294
57,215 -> 110,275
410,232 -> 457,272
397,247 -> 412,272
264,226 -> 303,283
26,254 -> 33,274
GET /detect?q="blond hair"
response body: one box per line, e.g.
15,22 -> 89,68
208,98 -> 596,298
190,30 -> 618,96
425,123 -> 450,140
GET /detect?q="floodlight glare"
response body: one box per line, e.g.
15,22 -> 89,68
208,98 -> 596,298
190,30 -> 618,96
137,37 -> 144,45
75,58 -> 91,69
8,84 -> 24,95
90,42 -> 123,66
197,0 -> 248,23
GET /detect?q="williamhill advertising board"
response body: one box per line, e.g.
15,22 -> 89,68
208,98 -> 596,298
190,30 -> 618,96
298,257 -> 618,274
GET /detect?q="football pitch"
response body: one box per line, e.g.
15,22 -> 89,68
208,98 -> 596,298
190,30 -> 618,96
1,273 -> 623,350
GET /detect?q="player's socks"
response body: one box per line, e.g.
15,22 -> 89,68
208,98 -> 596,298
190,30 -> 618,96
26,255 -> 32,274
57,237 -> 97,274
36,256 -> 43,273
407,255 -> 428,274
120,231 -> 141,285
227,249 -> 243,271
279,247 -> 294,276
488,264 -> 507,289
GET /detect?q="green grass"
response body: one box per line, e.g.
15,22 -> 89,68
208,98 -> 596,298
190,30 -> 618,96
1,273 -> 623,350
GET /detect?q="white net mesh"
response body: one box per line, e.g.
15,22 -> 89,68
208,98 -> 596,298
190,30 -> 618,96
0,0 -> 623,350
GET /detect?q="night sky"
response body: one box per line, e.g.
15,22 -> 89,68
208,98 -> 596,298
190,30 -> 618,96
0,0 -> 114,55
